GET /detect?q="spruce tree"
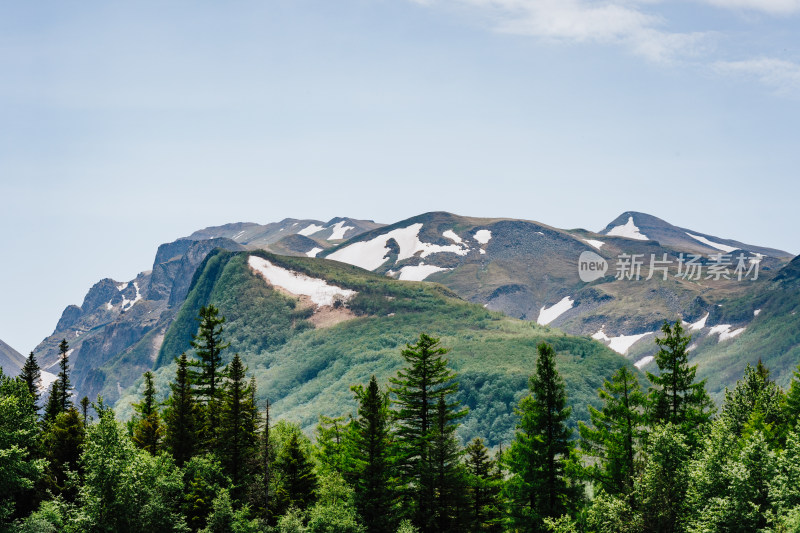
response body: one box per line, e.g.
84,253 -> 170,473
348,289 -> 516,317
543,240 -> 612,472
464,438 -> 503,532
721,361 -> 784,439
351,375 -> 394,533
504,342 -> 578,533
389,333 -> 466,532
163,352 -> 198,466
44,339 -> 73,423
80,396 -> 90,426
188,305 -> 229,446
131,371 -> 164,455
218,354 -> 258,493
579,366 -> 645,497
647,321 -> 713,443
432,394 -> 468,533
315,414 -> 354,477
20,351 -> 41,409
783,361 -> 800,430
41,407 -> 85,499
276,431 -> 317,512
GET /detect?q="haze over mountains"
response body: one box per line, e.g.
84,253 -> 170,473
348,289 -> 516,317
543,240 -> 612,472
22,210 -> 799,430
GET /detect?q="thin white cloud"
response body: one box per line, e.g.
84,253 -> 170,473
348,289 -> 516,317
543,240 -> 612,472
701,0 -> 800,15
418,0 -> 708,63
714,57 -> 800,95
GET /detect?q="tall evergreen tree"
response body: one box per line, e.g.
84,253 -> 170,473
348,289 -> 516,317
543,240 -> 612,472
504,342 -> 579,533
721,361 -> 784,440
432,394 -> 468,533
80,396 -> 90,426
41,407 -> 85,499
44,340 -> 73,423
275,431 -> 317,512
315,414 -> 353,477
389,333 -> 466,533
647,321 -> 713,443
464,438 -> 503,532
131,371 -> 164,455
579,366 -> 645,497
20,351 -> 41,410
351,376 -> 395,533
783,361 -> 800,430
163,352 -> 198,466
55,339 -> 73,412
188,305 -> 230,446
218,354 -> 258,493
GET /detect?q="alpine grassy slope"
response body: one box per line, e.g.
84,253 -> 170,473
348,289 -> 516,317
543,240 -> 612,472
117,249 -> 634,446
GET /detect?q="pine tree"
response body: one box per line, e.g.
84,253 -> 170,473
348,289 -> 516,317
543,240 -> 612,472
44,340 -> 73,423
646,321 -> 713,443
41,407 -> 85,499
131,371 -> 164,455
20,351 -> 41,409
315,414 -> 353,477
188,305 -> 230,447
432,394 -> 468,533
721,361 -> 784,440
163,352 -> 198,466
464,438 -> 503,532
389,333 -> 466,532
218,354 -> 258,493
504,342 -> 579,533
351,375 -> 395,533
80,396 -> 90,426
783,361 -> 800,430
579,366 -> 645,497
276,431 -> 318,512
56,339 -> 73,412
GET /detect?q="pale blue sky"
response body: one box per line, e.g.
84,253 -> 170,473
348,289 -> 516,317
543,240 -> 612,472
1,0 -> 799,353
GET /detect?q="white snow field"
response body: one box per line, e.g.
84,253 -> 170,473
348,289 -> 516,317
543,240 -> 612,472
473,229 -> 492,244
686,232 -> 738,253
584,239 -> 605,249
328,220 -> 354,240
298,223 -> 326,237
593,329 -> 653,355
305,247 -> 323,258
709,324 -> 746,342
606,216 -> 648,240
635,356 -> 654,369
537,296 -> 574,325
443,230 -> 462,244
248,256 -> 357,307
397,263 -> 451,281
327,223 -> 469,271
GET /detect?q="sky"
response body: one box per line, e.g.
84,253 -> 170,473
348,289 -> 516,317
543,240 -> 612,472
1,0 -> 799,353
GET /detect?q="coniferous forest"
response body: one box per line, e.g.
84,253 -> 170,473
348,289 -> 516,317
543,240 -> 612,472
4,305 -> 800,533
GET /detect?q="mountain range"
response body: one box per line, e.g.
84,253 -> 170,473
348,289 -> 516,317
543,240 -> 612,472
22,211 -> 799,437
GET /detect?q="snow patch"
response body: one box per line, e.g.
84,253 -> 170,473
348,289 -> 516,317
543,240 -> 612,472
443,230 -> 462,244
39,370 -> 58,393
537,297 -> 574,326
709,324 -> 746,342
474,230 -> 492,245
298,223 -> 326,236
480,249 -> 486,255
106,301 -> 114,310
328,221 -> 354,240
232,230 -> 246,241
606,216 -> 648,240
592,329 -> 610,341
327,223 -> 469,271
685,233 -> 738,254
608,333 -> 651,355
121,282 -> 142,311
689,312 -> 709,331
248,255 -> 357,307
117,283 -> 128,291
584,239 -> 605,250
306,247 -> 323,258
754,309 -> 761,316
634,356 -> 654,369
397,263 -> 451,281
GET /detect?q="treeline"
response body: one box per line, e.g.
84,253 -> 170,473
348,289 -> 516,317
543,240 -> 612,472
3,307 -> 800,532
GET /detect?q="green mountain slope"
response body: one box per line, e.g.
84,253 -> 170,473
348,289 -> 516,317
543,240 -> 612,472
118,249 -> 635,446
691,255 -> 800,401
